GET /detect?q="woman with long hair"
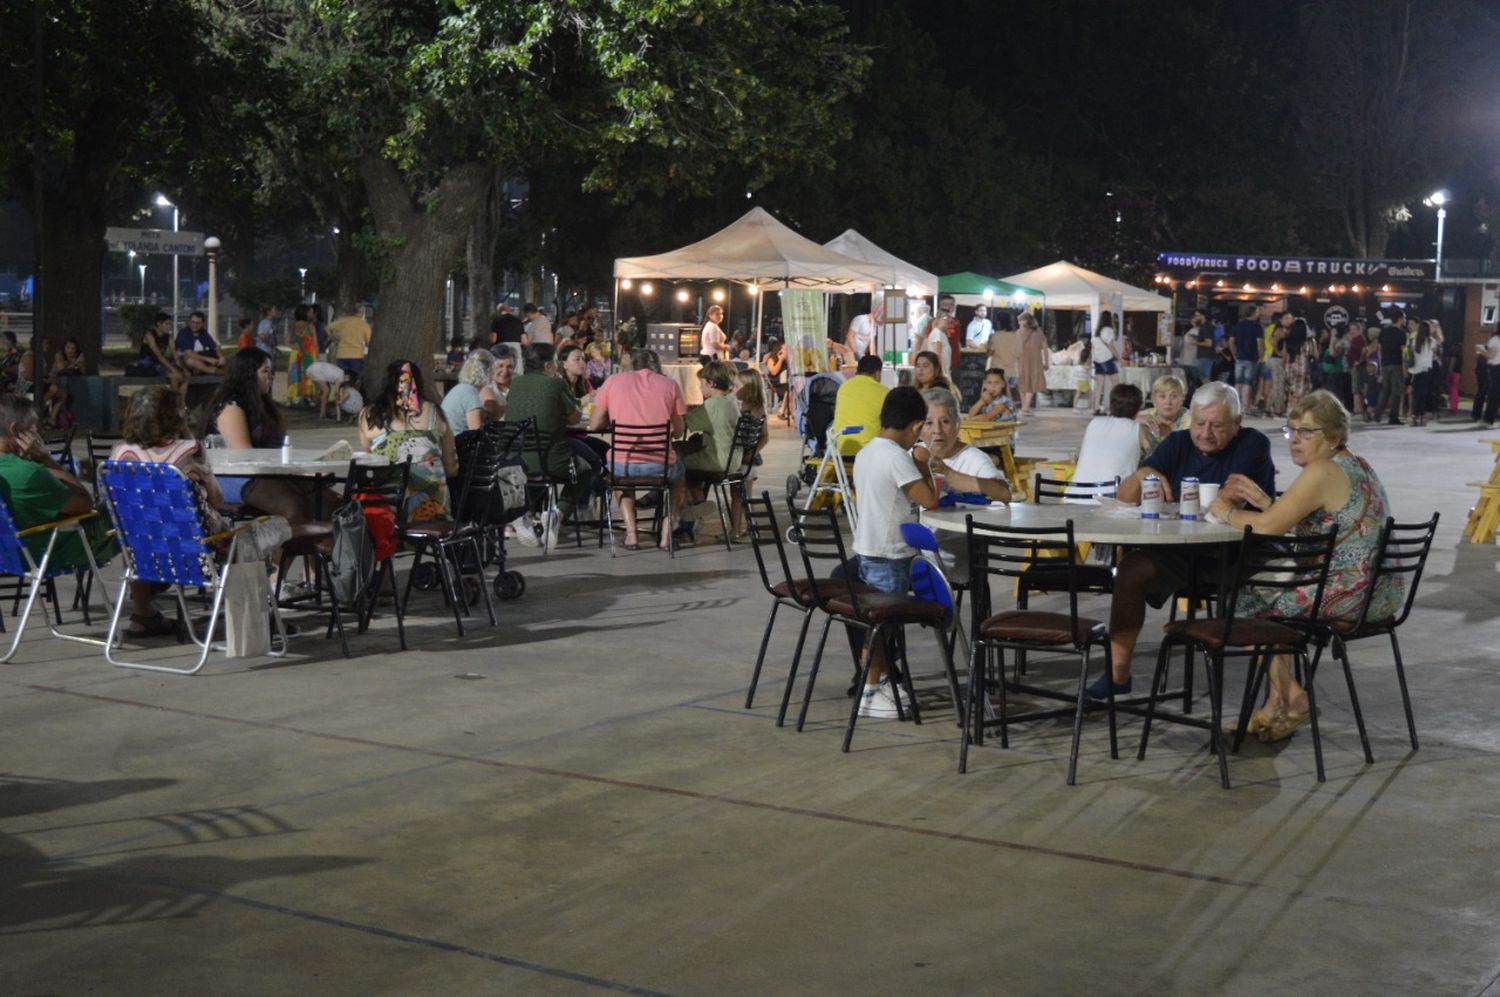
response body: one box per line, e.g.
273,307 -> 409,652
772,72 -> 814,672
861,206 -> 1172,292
359,359 -> 458,523
285,304 -> 320,407
558,344 -> 595,401
1408,320 -> 1436,427
912,350 -> 953,393
202,347 -> 333,526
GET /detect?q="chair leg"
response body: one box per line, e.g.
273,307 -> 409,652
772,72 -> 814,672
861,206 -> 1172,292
1388,631 -> 1420,751
933,626 -> 963,728
794,614 -> 834,732
1303,650 -> 1327,782
1231,649 -> 1268,755
1330,639 -> 1373,764
714,483 -> 733,552
467,535 -> 496,626
1067,649 -> 1091,786
841,624 -> 878,753
776,609 -> 815,727
746,600 -> 780,709
1203,652 -> 1232,789
1137,639 -> 1176,761
958,640 -> 983,774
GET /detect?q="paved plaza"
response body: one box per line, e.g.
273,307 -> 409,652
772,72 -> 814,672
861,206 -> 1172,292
2,404 -> 1498,994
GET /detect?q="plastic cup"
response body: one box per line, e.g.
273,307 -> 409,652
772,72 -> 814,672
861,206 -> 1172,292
1198,482 -> 1220,508
931,471 -> 946,495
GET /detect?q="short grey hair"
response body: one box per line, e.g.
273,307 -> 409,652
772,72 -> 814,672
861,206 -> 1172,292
1191,380 -> 1241,418
458,349 -> 495,389
921,387 -> 961,421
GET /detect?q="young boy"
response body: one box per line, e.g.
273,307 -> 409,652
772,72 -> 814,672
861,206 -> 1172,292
849,386 -> 939,719
966,367 -> 1017,422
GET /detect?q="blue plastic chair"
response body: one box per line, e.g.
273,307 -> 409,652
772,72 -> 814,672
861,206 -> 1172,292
0,492 -> 109,663
99,460 -> 289,675
903,522 -> 969,667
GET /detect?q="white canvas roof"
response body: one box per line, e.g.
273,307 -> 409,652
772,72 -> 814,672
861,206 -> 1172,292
821,229 -> 939,298
999,260 -> 1170,313
613,207 -> 893,290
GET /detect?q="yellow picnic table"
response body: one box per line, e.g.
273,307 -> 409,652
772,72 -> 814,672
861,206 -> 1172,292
1464,438 -> 1500,544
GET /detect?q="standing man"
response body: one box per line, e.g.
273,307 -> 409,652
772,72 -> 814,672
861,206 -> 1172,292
174,310 -> 225,375
327,302 -> 372,380
1229,303 -> 1262,415
489,303 -> 525,365
255,303 -> 281,365
1375,310 -> 1408,425
522,303 -> 553,347
1476,327 -> 1500,427
965,304 -> 994,347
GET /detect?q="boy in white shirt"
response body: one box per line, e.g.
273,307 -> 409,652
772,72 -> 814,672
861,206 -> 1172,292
848,386 -> 939,718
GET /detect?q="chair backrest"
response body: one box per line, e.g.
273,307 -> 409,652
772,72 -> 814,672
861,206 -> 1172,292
725,414 -> 765,477
84,430 -> 123,500
909,550 -> 957,633
1034,473 -> 1119,505
0,491 -> 36,577
741,488 -> 797,598
99,460 -> 217,587
453,427 -> 505,527
609,422 -> 673,470
966,517 -> 1083,632
785,499 -> 864,613
343,459 -> 413,533
484,419 -> 529,465
1360,513 -> 1440,630
1220,526 -> 1338,638
45,427 -> 76,474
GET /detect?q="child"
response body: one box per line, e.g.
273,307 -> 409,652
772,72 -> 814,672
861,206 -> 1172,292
236,317 -> 256,351
728,369 -> 771,541
584,341 -> 607,388
967,367 -> 1017,422
335,372 -> 363,424
847,386 -> 938,719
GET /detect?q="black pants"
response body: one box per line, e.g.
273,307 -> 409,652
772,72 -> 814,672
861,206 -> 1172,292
1474,364 -> 1492,421
1376,364 -> 1404,422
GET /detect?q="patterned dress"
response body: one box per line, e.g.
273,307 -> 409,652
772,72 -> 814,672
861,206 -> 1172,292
368,403 -> 452,524
1238,451 -> 1403,624
285,320 -> 320,406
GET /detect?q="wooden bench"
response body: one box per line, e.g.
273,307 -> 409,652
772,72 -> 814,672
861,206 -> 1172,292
1463,439 -> 1500,544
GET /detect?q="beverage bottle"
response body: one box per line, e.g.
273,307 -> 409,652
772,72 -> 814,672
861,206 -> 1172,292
1180,477 -> 1201,520
281,435 -> 292,464
1140,474 -> 1162,520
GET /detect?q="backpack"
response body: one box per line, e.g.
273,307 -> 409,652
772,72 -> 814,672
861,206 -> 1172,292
328,500 -> 374,605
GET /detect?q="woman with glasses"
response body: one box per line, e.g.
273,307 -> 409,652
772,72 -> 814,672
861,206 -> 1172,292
1207,389 -> 1401,743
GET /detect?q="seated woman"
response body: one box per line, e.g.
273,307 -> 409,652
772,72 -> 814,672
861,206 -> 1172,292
728,369 -> 771,541
912,350 -> 953,394
201,347 -> 335,527
359,360 -> 458,524
441,349 -> 496,433
920,386 -> 1012,576
558,345 -> 595,402
678,361 -> 742,544
1137,374 -> 1192,459
1071,383 -> 1144,499
1208,389 -> 1402,743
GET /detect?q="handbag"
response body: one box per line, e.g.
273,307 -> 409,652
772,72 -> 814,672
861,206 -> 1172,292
223,561 -> 272,658
329,499 -> 374,605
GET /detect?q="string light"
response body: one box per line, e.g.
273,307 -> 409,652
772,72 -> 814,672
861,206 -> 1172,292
1215,279 -> 1226,288
711,288 -> 726,302
621,278 -> 633,290
640,282 -> 654,296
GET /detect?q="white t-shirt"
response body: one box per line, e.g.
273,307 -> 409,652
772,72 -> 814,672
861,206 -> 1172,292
920,327 -> 952,371
848,313 -> 877,357
1487,334 -> 1500,367
700,320 -> 727,358
340,387 -> 364,415
853,436 -> 922,559
940,444 -> 1004,491
1092,328 -> 1117,363
524,315 -> 554,345
966,317 -> 994,347
1071,415 -> 1141,501
933,444 -> 1004,576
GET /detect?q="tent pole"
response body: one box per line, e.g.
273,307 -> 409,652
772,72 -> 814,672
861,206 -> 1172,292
612,280 -> 621,367
753,284 -> 763,363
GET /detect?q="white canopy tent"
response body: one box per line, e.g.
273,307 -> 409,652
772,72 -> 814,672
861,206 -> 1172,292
821,229 -> 938,299
999,260 -> 1170,343
613,207 -> 897,359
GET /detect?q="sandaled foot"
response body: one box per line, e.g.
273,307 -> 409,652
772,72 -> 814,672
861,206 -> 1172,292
1260,707 -> 1313,743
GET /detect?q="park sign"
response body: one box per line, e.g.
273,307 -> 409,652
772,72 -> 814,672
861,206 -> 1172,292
105,227 -> 206,256
1156,252 -> 1435,281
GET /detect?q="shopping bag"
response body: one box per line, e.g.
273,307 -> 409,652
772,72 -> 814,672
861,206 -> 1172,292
223,561 -> 271,658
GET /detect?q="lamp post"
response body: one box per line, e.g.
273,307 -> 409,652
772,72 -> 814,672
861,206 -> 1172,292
137,264 -> 147,300
298,267 -> 308,302
1425,190 -> 1449,282
155,194 -> 179,325
127,250 -> 136,300
204,237 -> 221,339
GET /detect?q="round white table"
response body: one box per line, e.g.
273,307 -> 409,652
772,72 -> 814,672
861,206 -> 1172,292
922,501 -> 1244,546
207,448 -> 389,477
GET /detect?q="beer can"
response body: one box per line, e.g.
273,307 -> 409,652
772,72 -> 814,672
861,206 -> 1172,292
1180,477 -> 1201,520
1140,474 -> 1162,520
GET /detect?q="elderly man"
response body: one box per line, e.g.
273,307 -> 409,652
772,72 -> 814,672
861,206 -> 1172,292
1088,381 -> 1278,698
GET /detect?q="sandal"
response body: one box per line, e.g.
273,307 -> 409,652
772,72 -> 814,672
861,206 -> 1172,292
126,611 -> 177,639
1259,708 -> 1312,743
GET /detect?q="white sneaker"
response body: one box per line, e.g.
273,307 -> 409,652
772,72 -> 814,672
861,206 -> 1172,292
512,515 -> 541,548
858,679 -> 903,719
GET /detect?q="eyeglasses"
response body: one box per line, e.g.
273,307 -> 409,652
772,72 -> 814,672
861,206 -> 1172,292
1282,425 -> 1324,440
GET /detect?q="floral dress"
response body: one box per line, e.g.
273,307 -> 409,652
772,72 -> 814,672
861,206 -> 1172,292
369,403 -> 452,524
285,320 -> 320,406
1238,451 -> 1402,624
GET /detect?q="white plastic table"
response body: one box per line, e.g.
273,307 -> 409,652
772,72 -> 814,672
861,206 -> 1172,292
922,502 -> 1244,546
207,448 -> 389,477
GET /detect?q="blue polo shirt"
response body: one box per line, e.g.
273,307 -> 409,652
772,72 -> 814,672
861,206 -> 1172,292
1230,320 -> 1261,361
1142,426 -> 1276,498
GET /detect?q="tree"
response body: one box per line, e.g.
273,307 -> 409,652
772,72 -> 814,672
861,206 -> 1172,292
0,0 -> 217,372
225,0 -> 867,388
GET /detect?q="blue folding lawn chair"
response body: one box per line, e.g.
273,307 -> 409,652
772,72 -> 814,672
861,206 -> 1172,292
0,493 -> 110,663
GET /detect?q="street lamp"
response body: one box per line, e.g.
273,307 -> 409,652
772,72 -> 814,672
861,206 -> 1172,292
1424,190 -> 1449,282
137,264 -> 147,300
155,194 -> 180,325
204,237 -> 221,338
298,267 -> 308,301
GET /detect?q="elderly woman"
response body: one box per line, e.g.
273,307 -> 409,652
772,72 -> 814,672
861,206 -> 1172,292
921,386 -> 1012,575
1015,312 -> 1049,415
1136,374 -> 1192,458
442,349 -> 497,432
1210,389 -> 1401,742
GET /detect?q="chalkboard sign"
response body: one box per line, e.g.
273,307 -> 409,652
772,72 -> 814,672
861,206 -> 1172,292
954,349 -> 989,407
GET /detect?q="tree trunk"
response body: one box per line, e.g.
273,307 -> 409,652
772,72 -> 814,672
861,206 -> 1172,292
39,195 -> 108,375
334,224 -> 362,315
464,168 -> 504,345
359,156 -> 493,395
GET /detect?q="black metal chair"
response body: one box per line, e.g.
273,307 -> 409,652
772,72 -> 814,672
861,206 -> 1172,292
686,414 -> 765,551
1032,473 -> 1120,505
785,500 -> 961,751
459,421 -> 529,600
1137,526 -> 1338,788
959,517 -> 1115,784
399,474 -> 496,639
83,430 -> 123,502
276,460 -> 412,656
740,488 -> 828,718
1300,513 -> 1439,757
604,422 -> 677,557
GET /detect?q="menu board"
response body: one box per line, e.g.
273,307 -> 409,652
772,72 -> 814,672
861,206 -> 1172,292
954,349 -> 989,407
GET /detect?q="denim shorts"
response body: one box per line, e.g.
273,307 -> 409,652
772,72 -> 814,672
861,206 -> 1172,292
219,475 -> 250,505
853,554 -> 912,595
1093,360 -> 1119,376
1235,359 -> 1258,385
611,458 -> 685,483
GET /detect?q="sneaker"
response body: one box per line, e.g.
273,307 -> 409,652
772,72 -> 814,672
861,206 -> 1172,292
512,515 -> 542,548
858,679 -> 903,719
1084,673 -> 1132,701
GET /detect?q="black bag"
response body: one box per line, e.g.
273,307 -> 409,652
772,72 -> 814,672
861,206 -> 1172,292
328,499 -> 374,605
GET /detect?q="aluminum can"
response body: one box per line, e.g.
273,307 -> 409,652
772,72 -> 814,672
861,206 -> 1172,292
1179,477 -> 1200,520
1140,474 -> 1162,520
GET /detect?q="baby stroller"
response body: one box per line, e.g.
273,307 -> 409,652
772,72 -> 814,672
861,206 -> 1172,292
446,423 -> 528,600
784,372 -> 860,526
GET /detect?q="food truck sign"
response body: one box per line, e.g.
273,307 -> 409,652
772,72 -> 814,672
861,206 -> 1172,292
1157,252 -> 1434,281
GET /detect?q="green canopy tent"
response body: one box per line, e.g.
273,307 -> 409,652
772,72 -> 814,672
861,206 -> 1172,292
938,271 -> 1045,309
